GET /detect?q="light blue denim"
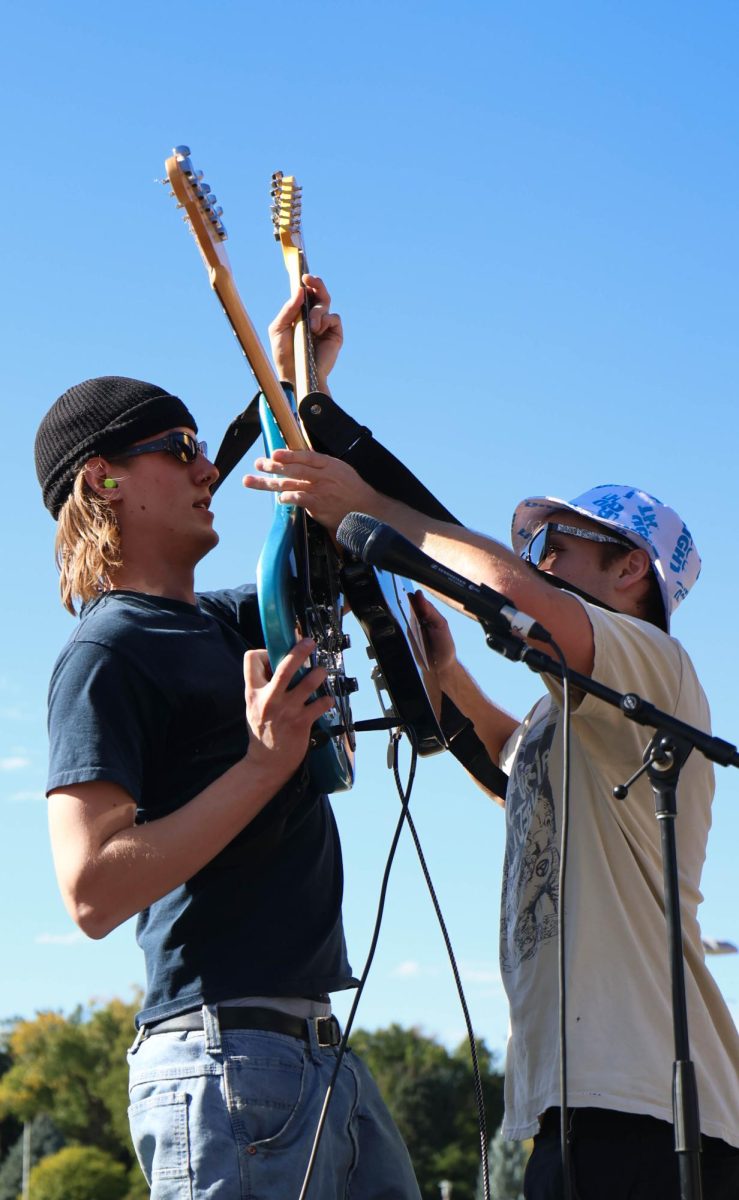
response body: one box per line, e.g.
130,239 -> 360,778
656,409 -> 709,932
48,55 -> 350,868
127,1005 -> 421,1199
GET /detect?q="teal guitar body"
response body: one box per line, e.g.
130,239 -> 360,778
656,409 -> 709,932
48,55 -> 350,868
256,387 -> 355,794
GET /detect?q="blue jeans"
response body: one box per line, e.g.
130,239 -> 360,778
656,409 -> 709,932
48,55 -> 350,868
127,1005 -> 421,1199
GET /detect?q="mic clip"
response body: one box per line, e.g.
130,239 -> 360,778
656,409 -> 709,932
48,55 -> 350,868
479,614 -> 528,662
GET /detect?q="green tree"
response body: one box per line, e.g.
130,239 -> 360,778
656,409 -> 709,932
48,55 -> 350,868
351,1024 -> 504,1200
0,1113 -> 65,1200
0,1023 -> 21,1163
0,997 -> 138,1160
123,1161 -> 151,1200
476,1124 -> 530,1200
26,1145 -> 128,1200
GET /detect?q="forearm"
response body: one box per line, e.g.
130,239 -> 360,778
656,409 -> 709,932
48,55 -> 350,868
52,754 -> 290,939
438,659 -> 519,768
364,493 -> 522,598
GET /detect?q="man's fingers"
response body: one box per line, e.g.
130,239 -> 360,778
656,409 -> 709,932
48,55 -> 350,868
311,311 -> 343,339
268,287 -> 305,334
269,638 -> 319,692
253,450 -> 329,474
302,273 -> 330,307
243,648 -> 271,685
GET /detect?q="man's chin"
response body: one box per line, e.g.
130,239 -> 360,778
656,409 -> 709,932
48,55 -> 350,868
195,526 -> 220,560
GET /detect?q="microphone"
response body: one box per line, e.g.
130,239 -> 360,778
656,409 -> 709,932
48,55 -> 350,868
337,512 -> 552,643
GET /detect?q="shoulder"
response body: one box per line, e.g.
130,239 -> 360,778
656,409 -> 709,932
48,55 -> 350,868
196,584 -> 264,647
573,599 -> 708,728
49,592 -> 191,698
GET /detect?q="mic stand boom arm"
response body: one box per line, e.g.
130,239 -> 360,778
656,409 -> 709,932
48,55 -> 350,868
478,615 -> 739,1200
480,616 -> 739,769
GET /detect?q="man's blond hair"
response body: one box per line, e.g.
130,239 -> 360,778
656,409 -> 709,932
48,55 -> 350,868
55,469 -> 121,614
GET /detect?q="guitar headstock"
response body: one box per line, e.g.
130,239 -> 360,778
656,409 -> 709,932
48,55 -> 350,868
270,171 -> 304,254
165,146 -> 229,276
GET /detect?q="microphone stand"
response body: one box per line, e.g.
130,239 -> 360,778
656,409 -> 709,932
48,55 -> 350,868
476,613 -> 739,1200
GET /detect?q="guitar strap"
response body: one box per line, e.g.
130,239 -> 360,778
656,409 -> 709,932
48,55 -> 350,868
211,389 -> 508,799
297,392 -> 460,523
210,395 -> 263,494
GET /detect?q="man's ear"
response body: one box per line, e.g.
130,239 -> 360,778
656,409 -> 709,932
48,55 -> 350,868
614,548 -> 652,594
84,457 -> 123,499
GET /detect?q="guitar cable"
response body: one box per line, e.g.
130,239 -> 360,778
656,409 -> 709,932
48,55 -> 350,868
297,723 -> 495,1200
551,638 -> 576,1200
296,730 -> 417,1200
397,757 -> 492,1200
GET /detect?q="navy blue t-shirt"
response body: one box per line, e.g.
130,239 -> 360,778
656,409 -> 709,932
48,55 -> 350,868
46,586 -> 355,1025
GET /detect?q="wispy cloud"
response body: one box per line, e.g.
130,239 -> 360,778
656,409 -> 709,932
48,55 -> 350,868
35,931 -> 84,946
390,959 -> 503,989
9,789 -> 45,803
0,756 -> 31,771
392,959 -> 423,979
459,961 -> 502,987
390,960 -> 443,980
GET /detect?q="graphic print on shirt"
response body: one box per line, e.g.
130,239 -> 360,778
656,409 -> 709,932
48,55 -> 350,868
500,705 -> 559,973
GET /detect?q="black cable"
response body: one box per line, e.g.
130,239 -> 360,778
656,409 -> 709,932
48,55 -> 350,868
296,733 -> 417,1200
551,637 -> 574,1200
398,780 -> 491,1200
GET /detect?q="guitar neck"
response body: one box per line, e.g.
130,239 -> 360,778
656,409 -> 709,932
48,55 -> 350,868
271,172 -> 318,403
282,240 -> 317,402
166,148 -> 307,452
212,267 -> 307,450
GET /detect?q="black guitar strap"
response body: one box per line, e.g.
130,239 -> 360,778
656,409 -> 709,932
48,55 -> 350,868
298,392 -> 460,523
439,695 -> 509,801
211,388 -> 507,800
210,394 -> 262,494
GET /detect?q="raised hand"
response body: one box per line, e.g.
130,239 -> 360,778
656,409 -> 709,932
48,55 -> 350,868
268,274 -> 343,392
243,448 -> 378,535
411,590 -> 459,677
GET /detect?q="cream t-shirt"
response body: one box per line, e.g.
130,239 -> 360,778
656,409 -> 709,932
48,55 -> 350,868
499,600 -> 739,1146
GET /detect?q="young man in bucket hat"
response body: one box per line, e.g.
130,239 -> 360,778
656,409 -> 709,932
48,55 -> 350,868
34,291 -> 423,1198
245,328 -> 739,1200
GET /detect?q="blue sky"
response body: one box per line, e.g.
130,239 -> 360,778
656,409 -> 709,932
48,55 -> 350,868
2,1 -> 738,1061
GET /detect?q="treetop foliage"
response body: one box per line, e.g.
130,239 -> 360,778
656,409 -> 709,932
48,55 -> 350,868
0,1003 -> 505,1200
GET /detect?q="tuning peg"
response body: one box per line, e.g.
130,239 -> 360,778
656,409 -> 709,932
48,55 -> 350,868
173,144 -> 191,157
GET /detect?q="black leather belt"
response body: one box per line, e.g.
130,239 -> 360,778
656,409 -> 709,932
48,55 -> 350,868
143,1005 -> 342,1048
539,1107 -> 671,1141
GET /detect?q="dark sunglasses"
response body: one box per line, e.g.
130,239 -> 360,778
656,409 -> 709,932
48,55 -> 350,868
116,431 -> 208,465
521,522 -> 633,566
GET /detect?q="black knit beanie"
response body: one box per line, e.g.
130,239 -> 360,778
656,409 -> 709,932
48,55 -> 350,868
35,376 -> 198,518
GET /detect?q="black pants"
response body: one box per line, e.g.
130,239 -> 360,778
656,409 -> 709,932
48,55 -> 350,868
524,1108 -> 739,1200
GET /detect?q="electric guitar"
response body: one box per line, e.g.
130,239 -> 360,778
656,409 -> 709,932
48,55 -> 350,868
165,146 -> 355,793
270,173 -> 446,757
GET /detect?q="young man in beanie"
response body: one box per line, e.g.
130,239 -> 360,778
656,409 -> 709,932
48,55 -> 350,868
241,288 -> 739,1199
36,290 -> 422,1199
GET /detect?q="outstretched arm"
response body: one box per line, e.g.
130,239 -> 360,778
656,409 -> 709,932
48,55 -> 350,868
243,450 -> 595,674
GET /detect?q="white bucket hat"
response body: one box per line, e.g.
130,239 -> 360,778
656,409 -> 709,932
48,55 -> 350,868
511,484 -> 701,629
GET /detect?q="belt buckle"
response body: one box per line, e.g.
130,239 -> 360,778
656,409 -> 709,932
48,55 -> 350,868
314,1015 -> 340,1048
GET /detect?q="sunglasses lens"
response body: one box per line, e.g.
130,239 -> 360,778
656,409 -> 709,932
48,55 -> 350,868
526,527 -> 548,566
170,434 -> 199,463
